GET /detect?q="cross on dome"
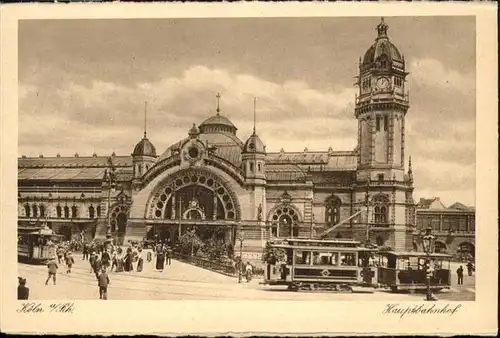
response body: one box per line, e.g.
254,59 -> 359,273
216,93 -> 221,115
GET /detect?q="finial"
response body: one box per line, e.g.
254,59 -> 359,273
253,97 -> 257,135
144,101 -> 148,138
216,93 -> 221,115
376,17 -> 389,39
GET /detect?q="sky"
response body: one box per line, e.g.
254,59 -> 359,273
18,16 -> 476,207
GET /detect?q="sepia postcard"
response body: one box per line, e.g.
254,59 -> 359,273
0,2 -> 498,336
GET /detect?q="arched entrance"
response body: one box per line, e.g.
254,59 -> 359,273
434,241 -> 447,254
146,168 -> 241,247
110,203 -> 130,245
59,225 -> 72,241
457,242 -> 475,259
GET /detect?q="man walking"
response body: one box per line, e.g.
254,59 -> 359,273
65,251 -> 75,273
466,261 -> 474,276
456,265 -> 464,285
82,242 -> 89,260
165,247 -> 172,266
97,267 -> 110,300
45,258 -> 58,285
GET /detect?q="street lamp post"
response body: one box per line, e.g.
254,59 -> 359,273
237,231 -> 244,283
104,157 -> 116,248
422,226 -> 436,301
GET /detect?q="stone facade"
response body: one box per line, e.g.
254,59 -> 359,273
18,19 -> 423,264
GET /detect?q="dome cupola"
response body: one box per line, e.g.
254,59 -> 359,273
132,134 -> 156,157
198,93 -> 237,135
243,133 -> 265,154
361,18 -> 404,70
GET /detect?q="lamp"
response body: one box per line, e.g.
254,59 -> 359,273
421,226 -> 436,301
237,231 -> 245,283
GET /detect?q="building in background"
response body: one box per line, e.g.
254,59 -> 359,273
414,197 -> 475,260
18,19 -> 422,263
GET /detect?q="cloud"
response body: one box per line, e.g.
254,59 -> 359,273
409,58 -> 475,96
19,66 -> 357,156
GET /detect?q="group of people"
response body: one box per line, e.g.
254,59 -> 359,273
456,261 -> 475,285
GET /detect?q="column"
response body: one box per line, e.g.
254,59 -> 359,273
171,190 -> 176,220
439,214 -> 443,232
213,183 -> 218,220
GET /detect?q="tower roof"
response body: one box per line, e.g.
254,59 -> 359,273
243,133 -> 265,154
132,136 -> 156,157
362,18 -> 404,68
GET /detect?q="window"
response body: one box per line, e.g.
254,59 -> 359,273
33,205 -> 38,218
376,116 -> 381,131
138,165 -> 142,175
325,195 -> 341,226
383,116 -> 388,131
269,206 -> 300,238
64,206 -> 70,218
71,206 -> 78,218
294,251 -> 311,265
469,216 -> 475,232
373,194 -> 389,224
458,217 -> 467,231
378,174 -> 384,182
340,253 -> 357,266
39,205 -> 45,217
249,162 -> 254,173
442,217 -> 451,231
56,205 -> 62,218
24,204 -> 31,217
89,205 -> 95,219
97,206 -> 102,217
312,252 -> 338,266
257,163 -> 262,172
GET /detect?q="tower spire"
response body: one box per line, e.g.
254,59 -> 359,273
144,101 -> 148,138
376,17 -> 389,39
216,93 -> 221,115
253,97 -> 257,135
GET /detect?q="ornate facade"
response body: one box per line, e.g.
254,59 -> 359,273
18,19 -> 420,263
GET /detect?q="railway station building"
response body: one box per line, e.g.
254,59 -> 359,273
18,19 -> 440,262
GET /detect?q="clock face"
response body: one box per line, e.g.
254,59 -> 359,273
377,77 -> 390,89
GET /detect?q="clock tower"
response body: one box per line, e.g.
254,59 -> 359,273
355,17 -> 410,182
353,18 -> 414,252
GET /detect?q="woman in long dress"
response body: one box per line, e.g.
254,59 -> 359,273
155,249 -> 165,271
136,248 -> 144,272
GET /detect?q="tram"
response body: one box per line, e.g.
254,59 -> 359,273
262,238 -> 377,292
376,251 -> 452,292
18,226 -> 62,263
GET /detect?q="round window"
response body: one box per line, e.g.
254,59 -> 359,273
188,146 -> 199,158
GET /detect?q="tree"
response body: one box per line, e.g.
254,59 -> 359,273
178,231 -> 204,256
201,238 -> 228,263
261,242 -> 286,264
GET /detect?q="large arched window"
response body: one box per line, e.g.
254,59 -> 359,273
56,205 -> 62,218
110,204 -> 129,234
24,204 -> 31,217
373,194 -> 389,224
71,205 -> 78,218
97,206 -> 102,217
64,206 -> 70,218
434,241 -> 447,254
88,205 -> 95,219
269,205 -> 300,238
325,195 -> 341,226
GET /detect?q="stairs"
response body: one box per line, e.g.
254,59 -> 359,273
125,224 -> 147,242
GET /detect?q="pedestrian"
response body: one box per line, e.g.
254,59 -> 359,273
146,250 -> 152,263
457,265 -> 464,285
101,249 -> 111,270
155,247 -> 165,271
137,248 -> 144,272
466,261 -> 474,276
89,251 -> 97,273
45,258 -> 58,285
97,267 -> 110,300
65,251 -> 75,273
18,277 -> 29,300
82,242 -> 89,260
165,247 -> 172,266
93,257 -> 102,280
245,262 -> 253,282
57,246 -> 64,264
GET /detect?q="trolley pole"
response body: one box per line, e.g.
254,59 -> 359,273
104,156 -> 116,247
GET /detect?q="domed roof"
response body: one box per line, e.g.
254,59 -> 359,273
243,133 -> 265,154
362,18 -> 403,67
199,113 -> 237,134
132,135 -> 156,157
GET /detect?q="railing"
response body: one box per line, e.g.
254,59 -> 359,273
173,252 -> 237,277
